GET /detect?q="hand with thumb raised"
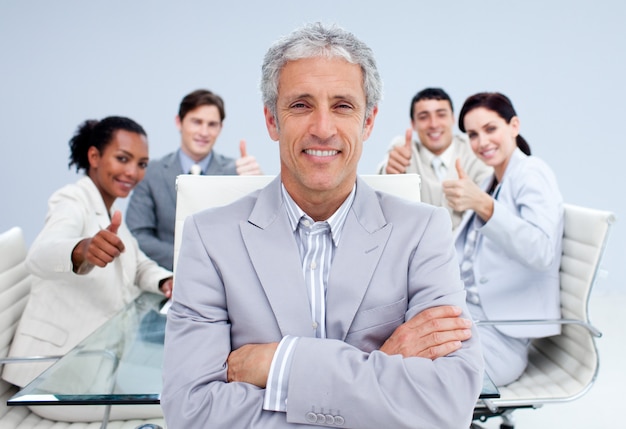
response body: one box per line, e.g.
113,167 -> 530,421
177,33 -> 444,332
455,158 -> 468,180
72,210 -> 126,273
236,139 -> 263,175
385,128 -> 413,174
107,210 -> 122,234
404,127 -> 413,151
443,158 -> 493,219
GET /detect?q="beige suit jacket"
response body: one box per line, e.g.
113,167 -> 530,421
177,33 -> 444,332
378,134 -> 492,229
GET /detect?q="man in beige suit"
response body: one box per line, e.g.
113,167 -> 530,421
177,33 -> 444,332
378,88 -> 492,229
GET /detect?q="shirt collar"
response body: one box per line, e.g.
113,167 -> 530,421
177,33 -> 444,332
281,182 -> 356,246
178,149 -> 213,174
418,138 -> 455,169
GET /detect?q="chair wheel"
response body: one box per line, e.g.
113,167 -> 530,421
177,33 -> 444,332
135,425 -> 163,429
500,424 -> 514,429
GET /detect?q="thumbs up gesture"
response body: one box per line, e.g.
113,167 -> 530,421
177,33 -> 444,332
442,159 -> 490,215
72,210 -> 126,274
106,210 -> 122,234
454,158 -> 468,180
385,128 -> 414,174
235,139 -> 263,175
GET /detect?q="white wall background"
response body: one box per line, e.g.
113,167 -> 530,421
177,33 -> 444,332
1,0 -> 624,295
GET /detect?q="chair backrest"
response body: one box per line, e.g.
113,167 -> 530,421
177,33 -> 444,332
495,203 -> 615,405
0,227 -> 166,429
0,227 -> 31,362
0,226 -> 32,403
173,174 -> 421,272
559,203 -> 615,324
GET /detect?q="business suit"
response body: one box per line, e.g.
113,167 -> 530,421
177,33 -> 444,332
378,134 -> 492,230
126,150 -> 237,271
454,148 -> 564,339
3,177 -> 171,389
162,176 -> 484,428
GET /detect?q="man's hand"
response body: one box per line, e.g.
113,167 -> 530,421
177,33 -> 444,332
442,159 -> 494,220
72,210 -> 126,273
235,139 -> 263,175
380,305 -> 472,360
385,128 -> 413,174
159,277 -> 173,299
227,342 -> 278,388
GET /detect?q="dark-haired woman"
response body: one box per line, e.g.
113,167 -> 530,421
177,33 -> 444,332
4,117 -> 172,397
442,93 -> 563,386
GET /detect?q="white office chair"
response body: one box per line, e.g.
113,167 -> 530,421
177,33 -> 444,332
173,174 -> 421,271
0,227 -> 167,429
473,204 -> 616,428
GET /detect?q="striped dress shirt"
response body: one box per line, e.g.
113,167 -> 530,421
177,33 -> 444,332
263,183 -> 355,412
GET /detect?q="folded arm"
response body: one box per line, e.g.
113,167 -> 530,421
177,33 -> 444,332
162,208 -> 483,428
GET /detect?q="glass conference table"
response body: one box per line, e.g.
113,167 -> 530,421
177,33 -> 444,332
8,292 -> 499,420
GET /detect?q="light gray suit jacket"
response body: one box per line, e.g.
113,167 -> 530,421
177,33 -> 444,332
126,150 -> 236,271
162,176 -> 484,428
454,148 -> 564,338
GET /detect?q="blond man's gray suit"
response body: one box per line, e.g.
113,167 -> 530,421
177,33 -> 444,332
126,150 -> 237,271
162,176 -> 484,428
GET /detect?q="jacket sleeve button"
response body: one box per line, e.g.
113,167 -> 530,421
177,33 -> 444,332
305,412 -> 317,423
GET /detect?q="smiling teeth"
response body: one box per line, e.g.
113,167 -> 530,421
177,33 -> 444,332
305,149 -> 338,156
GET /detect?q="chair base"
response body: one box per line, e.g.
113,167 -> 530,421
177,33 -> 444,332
473,405 -> 534,429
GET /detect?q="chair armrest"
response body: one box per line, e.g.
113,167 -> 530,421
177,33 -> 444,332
475,318 -> 602,338
0,355 -> 63,365
479,398 -> 498,413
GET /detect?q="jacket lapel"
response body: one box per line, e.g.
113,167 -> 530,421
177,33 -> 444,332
163,152 -> 181,206
240,178 -> 313,337
205,152 -> 233,175
79,177 -> 111,230
325,178 -> 391,341
240,177 -> 393,341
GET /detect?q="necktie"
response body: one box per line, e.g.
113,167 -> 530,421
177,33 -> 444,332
431,157 -> 446,181
189,164 -> 202,175
460,217 -> 480,304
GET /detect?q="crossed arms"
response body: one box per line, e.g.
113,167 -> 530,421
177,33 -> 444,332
162,196 -> 484,428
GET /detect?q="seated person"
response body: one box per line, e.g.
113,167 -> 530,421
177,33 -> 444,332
377,87 -> 492,229
126,89 -> 263,271
161,22 -> 484,428
443,92 -> 564,386
3,116 -> 172,393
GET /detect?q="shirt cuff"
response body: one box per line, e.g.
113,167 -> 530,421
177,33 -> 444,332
263,335 -> 299,412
